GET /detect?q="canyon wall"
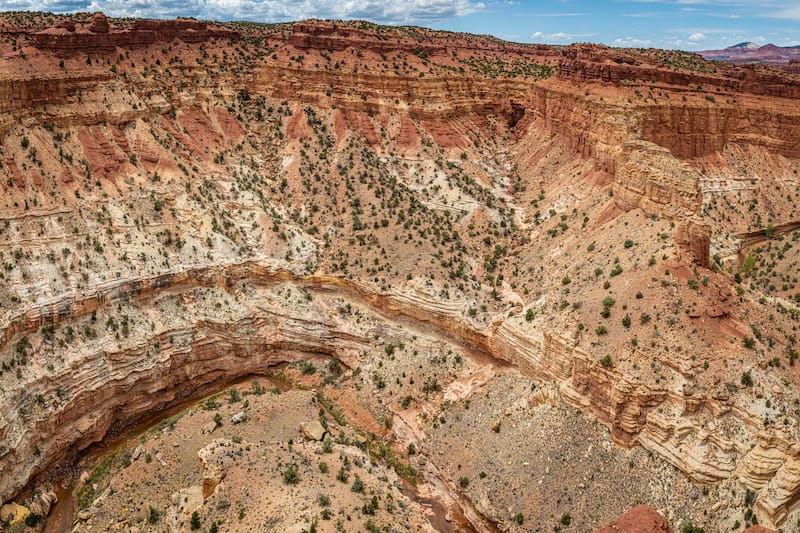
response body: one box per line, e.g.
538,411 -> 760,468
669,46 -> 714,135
559,44 -> 800,99
559,44 -> 800,158
1,15 -> 800,528
638,104 -> 800,159
252,65 -> 529,123
288,21 -> 560,59
0,74 -> 111,117
0,261 -> 797,526
613,140 -> 701,218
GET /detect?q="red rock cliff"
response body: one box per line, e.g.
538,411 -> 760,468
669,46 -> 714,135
31,15 -> 238,54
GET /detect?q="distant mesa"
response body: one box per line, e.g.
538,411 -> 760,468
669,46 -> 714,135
699,42 -> 800,64
729,41 -> 761,50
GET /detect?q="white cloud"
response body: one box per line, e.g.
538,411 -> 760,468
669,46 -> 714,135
774,6 -> 800,19
530,30 -> 596,43
2,0 -> 487,24
526,12 -> 587,17
0,0 -> 87,10
688,32 -> 706,42
613,36 -> 653,47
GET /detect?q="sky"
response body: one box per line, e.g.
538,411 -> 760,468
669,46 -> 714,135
1,0 -> 798,51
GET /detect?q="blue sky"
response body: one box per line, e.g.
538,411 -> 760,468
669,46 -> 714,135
2,0 -> 798,50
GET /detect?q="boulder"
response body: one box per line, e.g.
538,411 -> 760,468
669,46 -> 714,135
0,502 -> 31,525
28,490 -> 56,517
88,12 -> 110,34
57,20 -> 76,32
167,486 -> 204,531
132,446 -> 144,461
300,420 -> 326,441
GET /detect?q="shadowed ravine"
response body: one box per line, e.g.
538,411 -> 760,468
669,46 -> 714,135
39,368 -> 501,533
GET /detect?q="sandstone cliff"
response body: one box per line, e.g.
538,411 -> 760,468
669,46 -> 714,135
31,14 -> 238,54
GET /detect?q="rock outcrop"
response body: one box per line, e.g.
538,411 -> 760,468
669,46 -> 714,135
0,261 -> 796,526
0,502 -> 31,525
31,15 -> 238,54
591,505 -> 673,533
613,140 -> 702,218
593,505 -> 779,533
559,44 -> 800,158
559,44 -> 800,100
299,420 -> 326,441
288,20 -> 560,59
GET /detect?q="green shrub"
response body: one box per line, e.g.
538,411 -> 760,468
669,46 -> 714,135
283,464 -> 299,484
362,495 -> 379,515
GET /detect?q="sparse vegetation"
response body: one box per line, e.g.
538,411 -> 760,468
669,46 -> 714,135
0,15 -> 794,533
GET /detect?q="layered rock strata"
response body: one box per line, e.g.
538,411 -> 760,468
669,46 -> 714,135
1,14 -> 800,529
31,16 -> 238,54
0,261 -> 799,526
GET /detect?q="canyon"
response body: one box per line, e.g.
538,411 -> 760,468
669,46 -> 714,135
0,11 -> 800,532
